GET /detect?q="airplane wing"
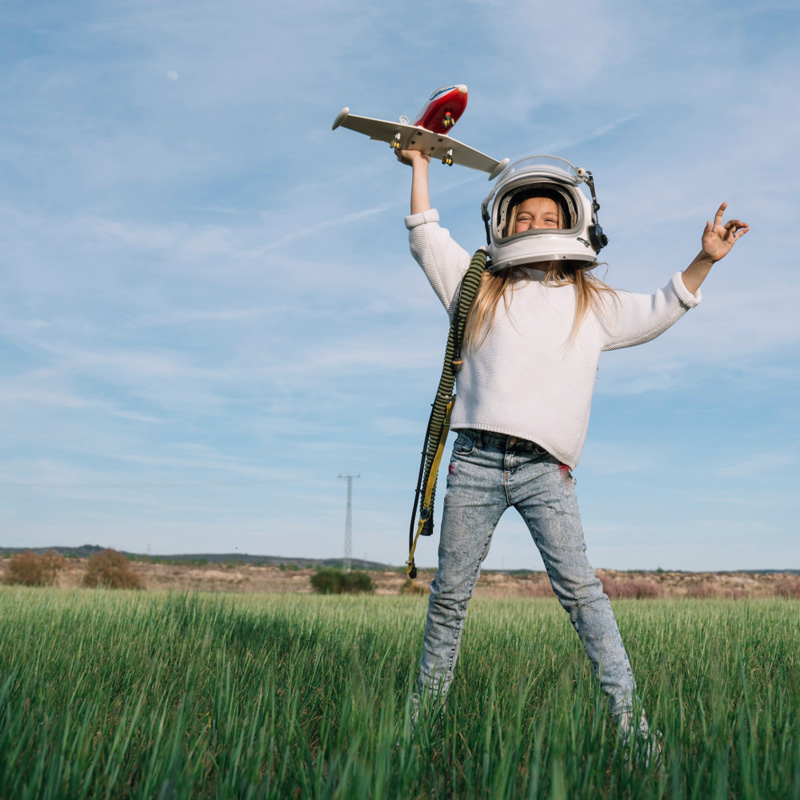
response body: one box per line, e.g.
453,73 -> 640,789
333,109 -> 509,180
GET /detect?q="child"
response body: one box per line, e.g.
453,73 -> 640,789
398,148 -> 748,747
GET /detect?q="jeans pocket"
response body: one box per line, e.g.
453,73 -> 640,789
453,431 -> 476,456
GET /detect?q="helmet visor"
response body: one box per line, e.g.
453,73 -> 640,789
497,185 -> 580,240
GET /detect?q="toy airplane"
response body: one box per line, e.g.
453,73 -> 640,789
333,85 -> 509,181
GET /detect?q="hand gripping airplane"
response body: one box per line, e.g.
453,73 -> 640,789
332,85 -> 509,180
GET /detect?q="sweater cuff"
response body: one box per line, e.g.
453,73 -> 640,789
671,271 -> 702,308
405,208 -> 440,229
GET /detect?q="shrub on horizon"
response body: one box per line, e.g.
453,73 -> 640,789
82,548 -> 144,590
2,550 -> 66,587
311,568 -> 374,595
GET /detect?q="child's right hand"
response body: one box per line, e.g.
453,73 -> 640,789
396,148 -> 431,167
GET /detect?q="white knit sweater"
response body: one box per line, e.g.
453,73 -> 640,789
406,209 -> 702,469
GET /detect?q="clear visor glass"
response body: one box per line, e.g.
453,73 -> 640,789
495,184 -> 584,240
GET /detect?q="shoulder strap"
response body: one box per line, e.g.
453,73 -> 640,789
450,251 -> 486,374
406,249 -> 488,578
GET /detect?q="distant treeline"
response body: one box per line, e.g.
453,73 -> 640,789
0,546 -> 797,575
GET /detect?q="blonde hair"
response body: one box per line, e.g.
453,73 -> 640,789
463,263 -> 615,350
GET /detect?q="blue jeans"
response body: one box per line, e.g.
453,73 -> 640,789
417,429 -> 636,718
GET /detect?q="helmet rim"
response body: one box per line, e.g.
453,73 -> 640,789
482,155 -> 606,273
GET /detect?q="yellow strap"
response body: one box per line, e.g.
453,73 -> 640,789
406,400 -> 453,575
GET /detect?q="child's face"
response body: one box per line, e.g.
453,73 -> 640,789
513,197 -> 560,233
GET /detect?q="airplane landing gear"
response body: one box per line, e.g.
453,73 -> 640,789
442,149 -> 454,166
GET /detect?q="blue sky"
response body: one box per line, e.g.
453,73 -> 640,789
1,0 -> 797,571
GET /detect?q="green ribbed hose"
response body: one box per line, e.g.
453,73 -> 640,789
407,249 -> 487,578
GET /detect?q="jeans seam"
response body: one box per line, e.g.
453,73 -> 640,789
444,527 -> 492,684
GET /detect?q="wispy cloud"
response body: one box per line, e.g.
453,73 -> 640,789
248,203 -> 396,255
144,308 -> 274,325
713,450 -> 797,480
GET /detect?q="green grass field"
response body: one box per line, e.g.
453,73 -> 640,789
1,588 -> 798,799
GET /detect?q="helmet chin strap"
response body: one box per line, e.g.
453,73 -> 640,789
482,207 -> 491,246
579,169 -> 609,252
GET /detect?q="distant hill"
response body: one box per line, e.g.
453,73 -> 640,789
0,544 -> 392,571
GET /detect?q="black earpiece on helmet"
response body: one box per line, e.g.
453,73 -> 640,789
580,169 -> 609,253
589,223 -> 608,252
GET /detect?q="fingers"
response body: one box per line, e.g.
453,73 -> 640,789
730,221 -> 749,240
396,149 -> 432,168
735,227 -> 749,240
712,203 -> 749,237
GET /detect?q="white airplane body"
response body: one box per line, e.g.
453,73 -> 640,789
332,85 -> 509,181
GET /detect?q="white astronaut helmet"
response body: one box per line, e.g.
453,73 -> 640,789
481,155 -> 608,273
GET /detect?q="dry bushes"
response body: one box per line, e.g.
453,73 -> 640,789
399,579 -> 428,595
684,580 -> 745,600
685,580 -> 719,599
524,578 -> 556,598
598,572 -> 662,599
774,576 -> 800,599
82,549 -> 144,590
2,550 -> 66,587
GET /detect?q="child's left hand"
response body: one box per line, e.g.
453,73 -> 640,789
702,202 -> 749,262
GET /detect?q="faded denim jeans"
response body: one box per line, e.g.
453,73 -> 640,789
417,429 -> 636,719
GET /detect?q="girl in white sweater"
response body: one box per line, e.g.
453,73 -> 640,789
398,148 -> 748,747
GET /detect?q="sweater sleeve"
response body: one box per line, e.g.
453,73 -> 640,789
599,272 -> 702,351
405,209 -> 472,315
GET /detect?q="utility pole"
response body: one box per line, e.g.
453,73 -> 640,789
338,474 -> 359,571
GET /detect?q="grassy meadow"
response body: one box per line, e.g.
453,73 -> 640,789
0,588 -> 798,799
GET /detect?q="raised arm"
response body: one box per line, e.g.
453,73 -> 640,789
397,149 -> 432,215
681,202 -> 749,294
398,149 -> 472,312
